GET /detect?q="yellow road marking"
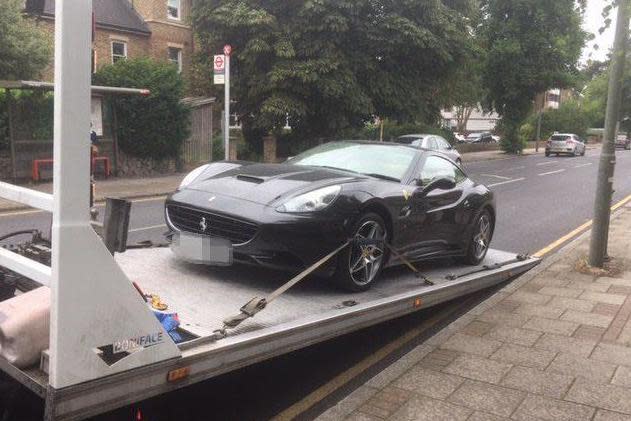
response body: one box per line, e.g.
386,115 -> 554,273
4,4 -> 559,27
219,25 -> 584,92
533,193 -> 631,258
272,310 -> 447,421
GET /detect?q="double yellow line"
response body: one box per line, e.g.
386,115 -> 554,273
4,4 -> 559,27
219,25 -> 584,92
533,193 -> 631,258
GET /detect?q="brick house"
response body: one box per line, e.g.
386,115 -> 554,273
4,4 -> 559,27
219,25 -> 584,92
24,0 -> 194,82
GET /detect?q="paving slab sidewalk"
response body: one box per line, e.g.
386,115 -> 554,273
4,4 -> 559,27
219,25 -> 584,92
318,205 -> 631,421
0,174 -> 184,212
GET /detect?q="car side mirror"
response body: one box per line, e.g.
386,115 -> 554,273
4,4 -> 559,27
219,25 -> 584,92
417,176 -> 456,194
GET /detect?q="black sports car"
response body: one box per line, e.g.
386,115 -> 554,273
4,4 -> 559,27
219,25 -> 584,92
165,141 -> 495,291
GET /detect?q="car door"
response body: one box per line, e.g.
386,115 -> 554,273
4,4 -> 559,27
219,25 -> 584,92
403,155 -> 466,259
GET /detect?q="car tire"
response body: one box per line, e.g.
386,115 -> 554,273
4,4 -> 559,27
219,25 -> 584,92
581,148 -> 586,156
461,209 -> 494,266
626,144 -> 631,150
333,212 -> 388,292
545,151 -> 550,157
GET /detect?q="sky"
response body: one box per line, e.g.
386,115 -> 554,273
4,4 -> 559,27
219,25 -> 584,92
582,0 -> 617,62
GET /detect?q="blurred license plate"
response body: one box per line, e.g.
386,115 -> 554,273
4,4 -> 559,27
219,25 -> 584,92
171,233 -> 233,266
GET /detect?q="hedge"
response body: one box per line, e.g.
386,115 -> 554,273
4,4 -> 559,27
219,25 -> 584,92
93,58 -> 190,160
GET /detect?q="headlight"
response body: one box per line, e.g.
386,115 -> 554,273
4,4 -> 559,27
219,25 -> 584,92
179,164 -> 210,189
276,185 -> 341,213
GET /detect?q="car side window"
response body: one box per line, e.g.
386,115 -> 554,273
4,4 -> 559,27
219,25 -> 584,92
437,137 -> 451,150
419,156 -> 467,186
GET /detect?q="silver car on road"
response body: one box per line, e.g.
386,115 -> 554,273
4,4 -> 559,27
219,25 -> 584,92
545,133 -> 586,157
395,134 -> 462,165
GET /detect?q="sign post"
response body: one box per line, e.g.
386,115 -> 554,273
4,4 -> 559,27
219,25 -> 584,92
223,45 -> 232,160
213,55 -> 225,84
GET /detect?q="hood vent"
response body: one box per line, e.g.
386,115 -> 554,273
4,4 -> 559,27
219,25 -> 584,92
236,174 -> 265,184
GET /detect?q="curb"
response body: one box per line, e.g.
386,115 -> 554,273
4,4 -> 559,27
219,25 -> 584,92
0,191 -> 171,214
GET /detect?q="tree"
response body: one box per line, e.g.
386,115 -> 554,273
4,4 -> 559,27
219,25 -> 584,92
439,51 -> 487,133
93,58 -> 190,159
581,48 -> 631,131
480,0 -> 586,153
0,0 -> 51,80
192,0 -> 475,146
525,99 -> 590,141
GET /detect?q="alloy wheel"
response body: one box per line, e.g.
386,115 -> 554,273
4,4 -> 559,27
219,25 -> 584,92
473,214 -> 491,260
348,220 -> 386,286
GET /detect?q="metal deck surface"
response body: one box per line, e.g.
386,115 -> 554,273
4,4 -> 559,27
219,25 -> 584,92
116,248 -> 530,340
0,248 -> 538,421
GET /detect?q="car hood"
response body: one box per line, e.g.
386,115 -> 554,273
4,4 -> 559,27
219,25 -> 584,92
186,162 -> 362,205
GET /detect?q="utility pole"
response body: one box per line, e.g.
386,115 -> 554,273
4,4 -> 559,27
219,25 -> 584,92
535,111 -> 542,153
380,118 -> 384,142
589,0 -> 630,267
223,45 -> 232,160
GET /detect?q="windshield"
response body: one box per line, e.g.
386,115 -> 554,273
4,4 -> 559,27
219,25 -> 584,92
551,135 -> 571,141
396,136 -> 424,144
288,142 -> 416,181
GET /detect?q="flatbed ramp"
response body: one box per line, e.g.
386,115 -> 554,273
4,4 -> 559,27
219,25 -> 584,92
3,249 -> 538,420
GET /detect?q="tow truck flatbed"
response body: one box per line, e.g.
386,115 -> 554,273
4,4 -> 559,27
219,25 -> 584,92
2,247 -> 538,420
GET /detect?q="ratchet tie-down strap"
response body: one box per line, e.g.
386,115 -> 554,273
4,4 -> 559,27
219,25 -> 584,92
212,237 -> 432,340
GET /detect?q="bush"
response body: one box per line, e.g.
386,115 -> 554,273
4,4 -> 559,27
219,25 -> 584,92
93,58 -> 190,159
0,90 -> 54,151
341,121 -> 457,144
274,121 -> 458,159
0,92 -> 8,151
526,100 -> 590,141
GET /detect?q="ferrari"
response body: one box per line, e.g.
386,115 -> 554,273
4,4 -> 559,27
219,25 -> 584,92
165,141 -> 495,291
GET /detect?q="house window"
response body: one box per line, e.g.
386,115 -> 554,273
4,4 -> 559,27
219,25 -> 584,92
168,47 -> 182,73
167,0 -> 180,20
111,41 -> 127,63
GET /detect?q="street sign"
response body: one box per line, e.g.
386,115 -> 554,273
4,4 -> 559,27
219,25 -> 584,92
224,44 -> 232,56
214,55 -> 225,73
214,54 -> 225,85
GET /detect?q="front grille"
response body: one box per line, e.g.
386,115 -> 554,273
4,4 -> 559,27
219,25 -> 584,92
166,204 -> 258,245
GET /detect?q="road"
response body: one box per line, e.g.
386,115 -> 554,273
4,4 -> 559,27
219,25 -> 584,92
464,145 -> 631,255
3,145 -> 631,420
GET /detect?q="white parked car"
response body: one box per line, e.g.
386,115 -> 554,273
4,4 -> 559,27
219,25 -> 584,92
395,134 -> 462,165
545,133 -> 586,157
453,132 -> 467,143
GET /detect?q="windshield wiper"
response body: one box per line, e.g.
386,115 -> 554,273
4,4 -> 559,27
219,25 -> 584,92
361,173 -> 400,182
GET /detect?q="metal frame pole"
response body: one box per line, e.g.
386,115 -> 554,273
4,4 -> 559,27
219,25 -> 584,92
589,0 -> 630,267
224,55 -> 230,160
49,0 -> 180,391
